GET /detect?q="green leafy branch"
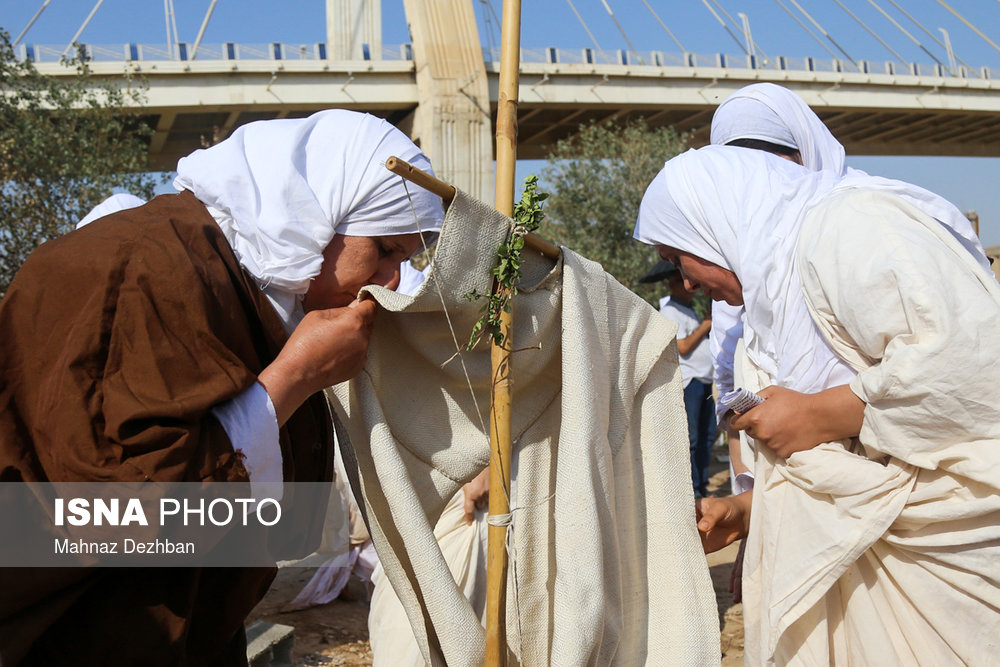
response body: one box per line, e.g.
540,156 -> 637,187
464,175 -> 549,350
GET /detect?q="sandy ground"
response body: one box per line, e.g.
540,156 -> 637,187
247,452 -> 745,666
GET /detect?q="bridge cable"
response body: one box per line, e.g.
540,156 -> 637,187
711,0 -> 774,67
63,0 -> 105,57
699,0 -> 752,57
785,0 -> 857,65
884,0 -> 973,72
599,0 -> 645,65
831,0 -> 908,65
866,0 -> 946,68
13,0 -> 50,47
734,9 -> 775,68
166,0 -> 182,61
772,0 -> 839,61
478,1 -> 501,60
935,0 -> 1000,56
707,0 -> 751,53
564,0 -> 609,63
190,0 -> 220,61
639,0 -> 686,53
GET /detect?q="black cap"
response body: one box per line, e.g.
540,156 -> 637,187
638,259 -> 678,284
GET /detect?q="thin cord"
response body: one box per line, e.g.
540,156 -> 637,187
399,178 -> 491,445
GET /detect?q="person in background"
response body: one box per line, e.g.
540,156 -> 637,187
640,259 -> 715,498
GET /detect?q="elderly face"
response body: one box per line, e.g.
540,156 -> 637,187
657,245 -> 743,306
302,233 -> 424,311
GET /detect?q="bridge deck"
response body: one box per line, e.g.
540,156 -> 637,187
27,43 -> 1000,168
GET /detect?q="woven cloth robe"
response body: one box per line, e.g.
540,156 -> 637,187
329,190 -> 719,666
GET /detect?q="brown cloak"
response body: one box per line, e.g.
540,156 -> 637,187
0,192 -> 334,666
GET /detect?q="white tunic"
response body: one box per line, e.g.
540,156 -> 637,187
742,189 -> 1000,665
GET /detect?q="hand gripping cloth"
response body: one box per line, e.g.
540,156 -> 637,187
329,190 -> 719,666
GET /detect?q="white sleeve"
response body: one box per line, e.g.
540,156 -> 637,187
710,301 -> 744,422
732,471 -> 755,496
211,382 -> 284,500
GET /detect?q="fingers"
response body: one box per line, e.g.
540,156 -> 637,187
348,297 -> 377,326
463,496 -> 476,527
728,410 -> 750,431
475,492 -> 489,510
696,496 -> 726,533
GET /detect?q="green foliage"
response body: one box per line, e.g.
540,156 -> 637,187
539,118 -> 688,306
464,175 -> 548,350
0,31 -> 159,294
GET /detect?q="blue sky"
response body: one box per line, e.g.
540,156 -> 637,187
4,0 -> 1000,246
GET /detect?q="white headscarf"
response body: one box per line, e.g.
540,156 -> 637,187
76,193 -> 147,229
635,145 -> 858,392
174,109 -> 443,294
710,83 -> 990,269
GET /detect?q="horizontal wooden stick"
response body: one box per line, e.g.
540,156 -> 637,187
384,156 -> 561,260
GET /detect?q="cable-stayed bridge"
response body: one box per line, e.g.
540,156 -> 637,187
15,0 -> 1000,200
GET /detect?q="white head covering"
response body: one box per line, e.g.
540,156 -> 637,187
397,259 -> 430,297
710,83 -> 990,270
635,145 -> 857,392
173,109 -> 443,294
76,193 -> 147,229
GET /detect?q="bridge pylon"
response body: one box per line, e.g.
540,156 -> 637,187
402,0 -> 494,201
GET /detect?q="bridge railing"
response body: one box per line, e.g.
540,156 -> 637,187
15,42 -> 1000,80
15,42 -> 413,63
487,46 -> 1000,80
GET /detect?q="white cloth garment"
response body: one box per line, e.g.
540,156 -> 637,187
331,190 -> 719,666
175,110 -> 443,491
709,82 -> 988,271
708,300 -> 743,422
398,260 -> 430,297
174,109 -> 444,295
707,83 -> 991,418
635,146 -> 1000,664
281,444 -> 378,611
636,146 -> 856,393
76,193 -> 146,229
369,489 -> 489,667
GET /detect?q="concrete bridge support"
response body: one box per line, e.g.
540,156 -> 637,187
326,0 -> 382,61
401,0 -> 494,201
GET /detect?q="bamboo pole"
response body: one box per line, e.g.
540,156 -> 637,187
487,1 -> 521,665
384,156 -> 559,260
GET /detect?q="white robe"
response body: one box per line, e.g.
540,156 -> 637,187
742,189 -> 1000,665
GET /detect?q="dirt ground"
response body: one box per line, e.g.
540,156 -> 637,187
247,450 -> 744,666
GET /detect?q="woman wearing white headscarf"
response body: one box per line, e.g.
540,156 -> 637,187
634,145 -> 1000,665
0,109 -> 442,665
708,83 -> 990,454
